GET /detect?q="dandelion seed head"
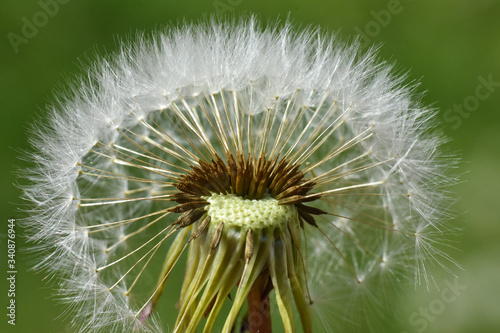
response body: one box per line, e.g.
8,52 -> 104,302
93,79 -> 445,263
204,194 -> 296,229
20,16 -> 457,333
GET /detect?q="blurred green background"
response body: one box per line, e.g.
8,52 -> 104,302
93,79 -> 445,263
1,0 -> 499,332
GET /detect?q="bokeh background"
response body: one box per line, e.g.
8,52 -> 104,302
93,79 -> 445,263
1,0 -> 499,332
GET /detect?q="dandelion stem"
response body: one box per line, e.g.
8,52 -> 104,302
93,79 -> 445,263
247,273 -> 272,333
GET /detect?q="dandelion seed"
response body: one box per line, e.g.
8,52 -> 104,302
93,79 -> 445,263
21,17 -> 457,333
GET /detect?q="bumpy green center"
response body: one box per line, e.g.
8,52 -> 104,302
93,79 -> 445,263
204,193 -> 297,229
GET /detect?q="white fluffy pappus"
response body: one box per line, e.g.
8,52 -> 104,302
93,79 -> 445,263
20,16 -> 458,333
